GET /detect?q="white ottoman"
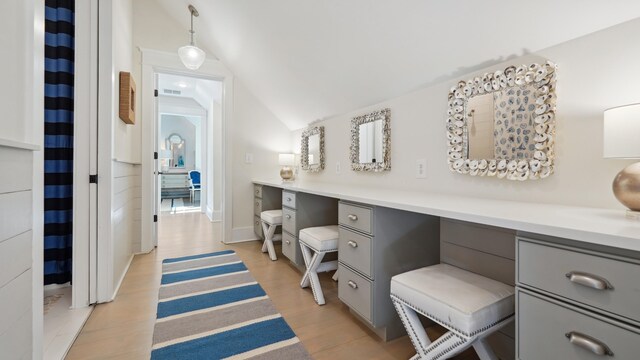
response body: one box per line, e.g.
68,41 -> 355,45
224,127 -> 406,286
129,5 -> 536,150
260,209 -> 283,261
391,264 -> 515,360
299,225 -> 340,305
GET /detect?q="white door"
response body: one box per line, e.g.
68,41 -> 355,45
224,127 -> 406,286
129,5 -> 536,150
153,73 -> 160,247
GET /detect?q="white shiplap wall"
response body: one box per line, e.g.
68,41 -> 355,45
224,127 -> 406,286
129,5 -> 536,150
111,161 -> 142,294
0,146 -> 35,359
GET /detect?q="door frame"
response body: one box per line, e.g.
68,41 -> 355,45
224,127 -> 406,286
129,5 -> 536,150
140,49 -> 234,251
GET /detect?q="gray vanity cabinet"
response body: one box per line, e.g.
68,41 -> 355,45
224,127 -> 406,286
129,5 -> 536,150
337,201 -> 440,341
516,237 -> 640,359
253,184 -> 282,240
281,190 -> 339,268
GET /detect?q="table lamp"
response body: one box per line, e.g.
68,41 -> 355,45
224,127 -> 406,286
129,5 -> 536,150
603,103 -> 640,217
279,153 -> 295,181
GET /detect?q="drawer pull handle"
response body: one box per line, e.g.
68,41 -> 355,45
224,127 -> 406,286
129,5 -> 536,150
255,202 -> 259,206
347,214 -> 358,221
285,240 -> 291,245
348,240 -> 358,248
565,331 -> 614,356
565,271 -> 614,290
285,214 -> 292,220
255,189 -> 259,194
287,197 -> 292,202
348,280 -> 358,289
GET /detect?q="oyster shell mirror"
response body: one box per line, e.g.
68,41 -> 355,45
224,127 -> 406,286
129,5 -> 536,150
350,108 -> 391,172
446,61 -> 557,180
301,126 -> 325,172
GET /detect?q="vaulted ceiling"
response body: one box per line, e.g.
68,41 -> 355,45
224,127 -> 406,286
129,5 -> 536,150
155,0 -> 640,130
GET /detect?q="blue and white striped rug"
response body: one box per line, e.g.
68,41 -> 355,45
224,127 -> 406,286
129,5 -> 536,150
151,250 -> 311,360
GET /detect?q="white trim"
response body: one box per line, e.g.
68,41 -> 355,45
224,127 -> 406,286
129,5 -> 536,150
207,206 -> 223,222
0,138 -> 39,151
72,0 -> 96,311
96,0 -> 115,303
110,254 -> 134,302
140,49 -> 234,251
231,227 -> 260,243
29,1 -> 45,358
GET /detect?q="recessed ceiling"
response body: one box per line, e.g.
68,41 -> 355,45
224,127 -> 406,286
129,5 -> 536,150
157,73 -> 222,104
155,0 -> 640,130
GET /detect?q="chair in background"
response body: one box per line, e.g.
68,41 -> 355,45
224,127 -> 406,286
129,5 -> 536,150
188,170 -> 201,203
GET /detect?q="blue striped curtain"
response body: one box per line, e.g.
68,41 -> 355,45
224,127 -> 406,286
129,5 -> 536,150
44,0 -> 74,285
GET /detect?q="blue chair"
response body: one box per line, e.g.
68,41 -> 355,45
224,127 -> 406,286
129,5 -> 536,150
188,170 -> 201,203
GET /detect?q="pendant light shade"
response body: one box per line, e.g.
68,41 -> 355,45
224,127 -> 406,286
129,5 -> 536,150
178,45 -> 205,70
179,5 -> 205,70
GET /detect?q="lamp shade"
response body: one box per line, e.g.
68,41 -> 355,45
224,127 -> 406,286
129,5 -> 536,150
279,153 -> 295,166
604,104 -> 640,159
178,45 -> 206,70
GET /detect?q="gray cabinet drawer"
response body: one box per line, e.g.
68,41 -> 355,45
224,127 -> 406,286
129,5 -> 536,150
518,238 -> 640,323
339,202 -> 373,235
339,264 -> 372,323
282,231 -> 299,264
253,198 -> 262,216
254,185 -> 263,198
282,191 -> 296,209
254,216 -> 263,239
282,207 -> 296,235
517,290 -> 640,360
339,227 -> 373,279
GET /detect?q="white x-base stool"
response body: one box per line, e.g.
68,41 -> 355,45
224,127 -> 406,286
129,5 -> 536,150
299,225 -> 340,305
391,264 -> 515,360
260,210 -> 283,261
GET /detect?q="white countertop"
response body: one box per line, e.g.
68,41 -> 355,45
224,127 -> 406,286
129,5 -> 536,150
253,179 -> 640,253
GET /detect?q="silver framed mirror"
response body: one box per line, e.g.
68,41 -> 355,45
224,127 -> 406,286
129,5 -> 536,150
350,108 -> 391,172
446,61 -> 557,181
301,126 -> 325,172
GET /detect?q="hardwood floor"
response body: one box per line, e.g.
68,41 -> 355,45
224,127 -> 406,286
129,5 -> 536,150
66,213 -> 479,359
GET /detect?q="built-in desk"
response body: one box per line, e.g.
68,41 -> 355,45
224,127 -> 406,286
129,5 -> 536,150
253,179 -> 640,359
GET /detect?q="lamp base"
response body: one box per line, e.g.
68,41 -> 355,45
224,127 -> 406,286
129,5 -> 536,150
280,166 -> 294,181
612,161 -> 640,212
625,210 -> 640,221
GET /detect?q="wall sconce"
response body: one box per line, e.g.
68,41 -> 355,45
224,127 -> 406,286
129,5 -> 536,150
603,103 -> 640,218
279,153 -> 295,181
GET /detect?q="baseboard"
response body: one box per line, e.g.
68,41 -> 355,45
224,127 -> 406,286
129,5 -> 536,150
206,206 -> 223,222
229,226 -> 260,243
44,282 -> 71,291
110,253 -> 134,301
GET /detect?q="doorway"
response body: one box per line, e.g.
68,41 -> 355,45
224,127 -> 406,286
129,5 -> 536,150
153,71 -> 224,245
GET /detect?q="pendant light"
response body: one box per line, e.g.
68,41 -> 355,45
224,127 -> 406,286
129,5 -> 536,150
178,5 -> 206,70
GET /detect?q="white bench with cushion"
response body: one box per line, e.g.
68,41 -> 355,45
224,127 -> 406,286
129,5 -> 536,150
299,225 -> 340,305
391,263 -> 515,360
260,209 -> 283,261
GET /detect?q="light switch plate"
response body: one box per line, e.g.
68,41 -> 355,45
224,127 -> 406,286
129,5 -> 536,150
416,159 -> 427,178
245,153 -> 253,164
336,161 -> 341,174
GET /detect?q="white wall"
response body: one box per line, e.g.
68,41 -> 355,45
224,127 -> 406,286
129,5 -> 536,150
132,0 -> 292,237
112,0 -> 142,164
0,1 -> 43,358
108,0 -> 141,295
294,19 -> 640,211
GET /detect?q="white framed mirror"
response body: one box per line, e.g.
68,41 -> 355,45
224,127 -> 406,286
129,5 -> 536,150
350,108 -> 391,172
301,126 -> 325,172
166,133 -> 185,168
447,61 -> 557,180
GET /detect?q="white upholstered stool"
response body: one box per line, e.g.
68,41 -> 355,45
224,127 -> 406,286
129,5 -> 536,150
260,210 -> 283,261
390,264 -> 515,360
299,225 -> 340,305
